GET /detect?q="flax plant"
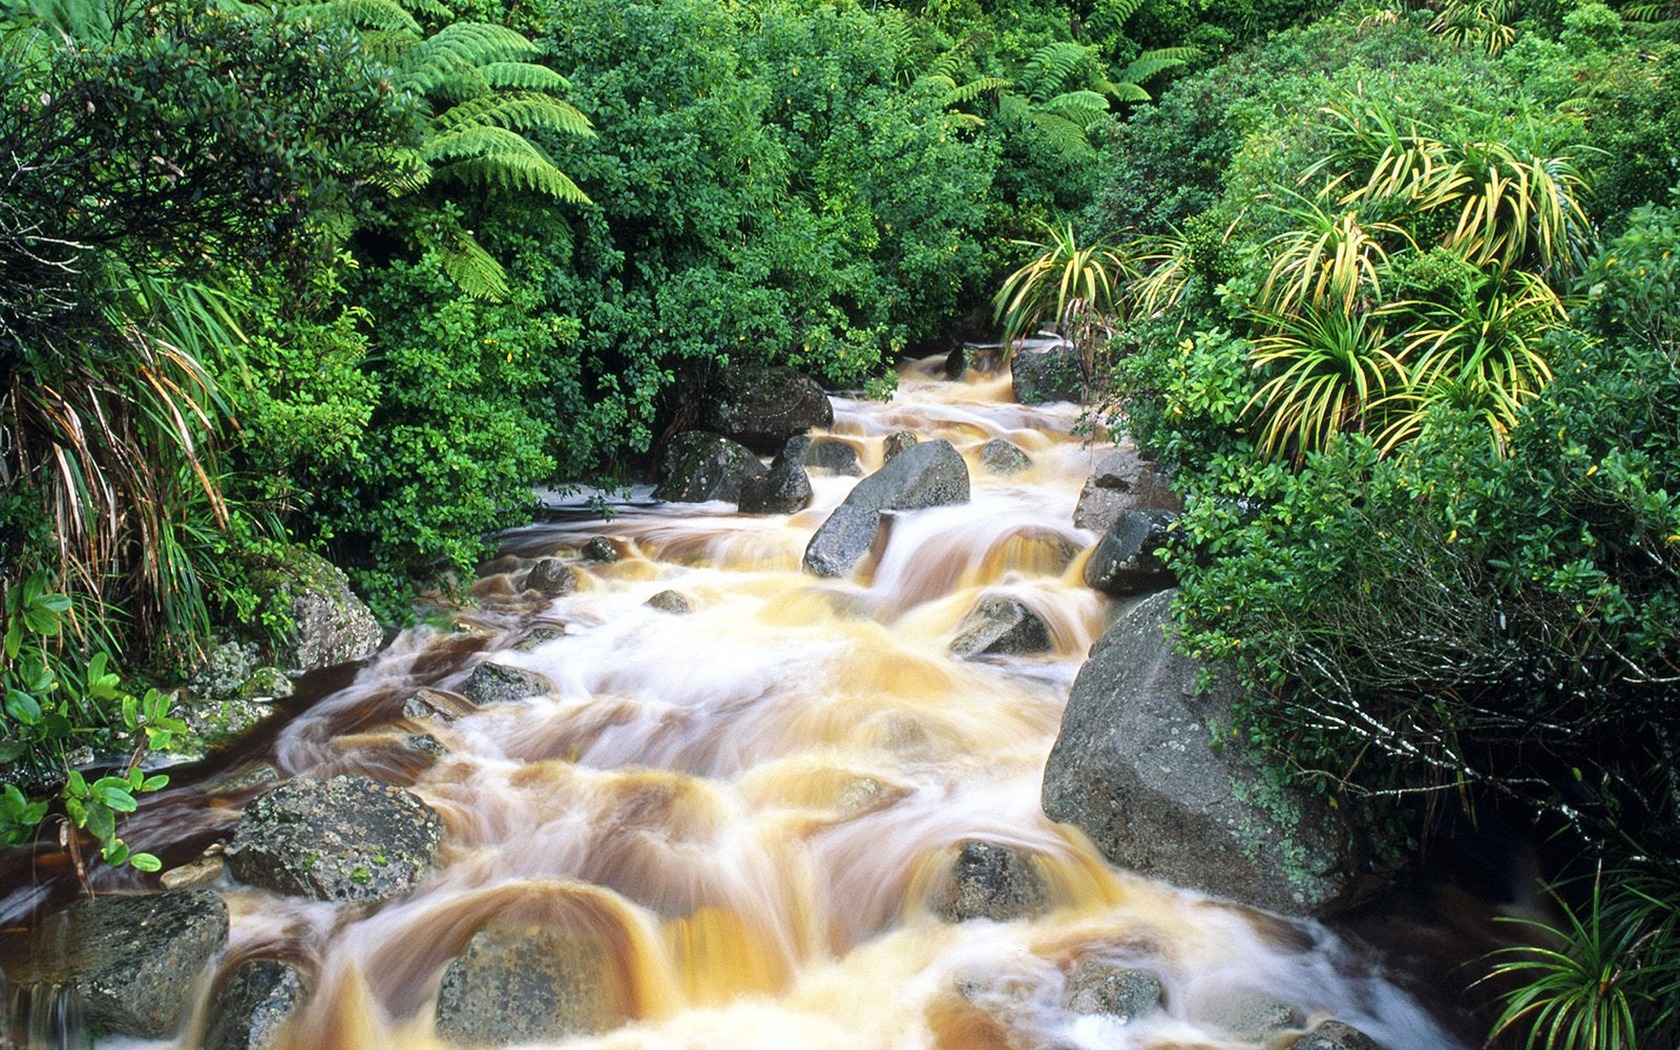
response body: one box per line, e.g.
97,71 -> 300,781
993,221 -> 1137,378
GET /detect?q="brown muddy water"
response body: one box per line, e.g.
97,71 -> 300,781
1,357 -> 1487,1050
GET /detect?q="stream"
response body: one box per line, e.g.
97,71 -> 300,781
5,356 -> 1474,1050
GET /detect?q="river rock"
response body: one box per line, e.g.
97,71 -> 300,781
700,365 -> 833,453
1083,510 -> 1177,597
459,661 -> 553,706
224,775 -> 442,902
403,688 -> 476,723
979,439 -> 1033,476
1297,1019 -> 1383,1050
1041,591 -> 1350,915
803,440 -> 970,578
511,626 -> 567,653
882,431 -> 919,462
1064,958 -> 1162,1021
645,590 -> 693,614
950,595 -> 1052,658
1073,447 -> 1181,532
934,841 -> 1050,923
739,436 -> 814,514
524,558 -> 576,597
1012,344 -> 1086,404
434,921 -> 627,1046
204,959 -> 305,1050
803,438 -> 863,476
46,890 -> 228,1039
1199,991 -> 1303,1040
653,431 -> 764,503
944,344 -> 1003,380
257,547 -> 383,673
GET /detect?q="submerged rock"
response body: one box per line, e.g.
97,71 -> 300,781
204,959 -> 305,1050
934,840 -> 1050,923
645,590 -> 693,614
402,688 -> 476,723
1073,447 -> 1180,532
434,921 -> 628,1046
700,365 -> 833,453
580,536 -> 618,562
803,440 -> 971,578
35,890 -> 228,1039
225,775 -> 442,902
949,595 -> 1052,658
1297,1019 -> 1384,1050
882,431 -> 919,462
979,439 -> 1033,476
1041,591 -> 1351,915
1199,991 -> 1304,1040
803,438 -> 863,476
654,431 -> 763,504
1083,510 -> 1177,597
459,661 -> 553,706
738,436 -> 814,514
1064,958 -> 1162,1022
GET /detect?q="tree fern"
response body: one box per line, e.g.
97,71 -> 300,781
477,60 -> 570,92
1021,41 -> 1093,101
434,91 -> 592,136
1028,110 -> 1098,156
437,224 -> 510,302
280,0 -> 418,34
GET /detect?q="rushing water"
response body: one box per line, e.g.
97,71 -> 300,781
7,356 -> 1473,1050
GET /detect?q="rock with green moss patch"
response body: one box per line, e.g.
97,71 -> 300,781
224,775 -> 441,902
1041,590 -> 1352,915
253,547 -> 382,672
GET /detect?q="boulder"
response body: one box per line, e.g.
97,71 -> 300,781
1011,344 -> 1086,405
524,558 -> 576,598
579,537 -> 616,562
803,438 -> 863,476
511,626 -> 567,653
1041,591 -> 1351,915
259,547 -> 383,673
43,890 -> 228,1039
979,439 -> 1033,476
944,344 -> 1003,380
933,841 -> 1050,923
738,436 -> 814,514
1073,448 -> 1181,532
459,662 -> 553,706
949,595 -> 1052,658
1064,959 -> 1162,1022
803,440 -> 971,578
1083,510 -> 1177,597
700,365 -> 834,453
1199,992 -> 1303,1040
1297,1019 -> 1384,1050
224,775 -> 442,903
402,688 -> 476,723
645,590 -> 693,614
204,959 -> 305,1050
653,431 -> 764,503
434,921 -> 628,1046
882,431 -> 919,462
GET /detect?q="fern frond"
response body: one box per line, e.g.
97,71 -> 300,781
1022,41 -> 1092,100
943,74 -> 1011,106
1118,47 -> 1198,83
946,111 -> 986,129
401,0 -> 450,19
438,153 -> 591,203
1096,0 -> 1147,25
411,21 -> 538,69
1096,77 -> 1151,103
477,60 -> 571,92
997,90 -> 1031,124
439,228 -> 509,302
370,145 -> 431,194
1041,89 -> 1110,124
435,91 -> 594,137
280,0 -> 418,32
1028,110 -> 1096,155
353,26 -> 421,62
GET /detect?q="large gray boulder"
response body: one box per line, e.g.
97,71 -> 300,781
738,436 -> 814,514
204,959 -> 305,1050
434,921 -> 628,1046
31,890 -> 228,1039
1073,447 -> 1181,532
1083,510 -> 1177,597
1011,344 -> 1086,404
1041,591 -> 1351,915
803,440 -> 970,578
803,438 -> 864,476
255,547 -> 383,672
653,431 -> 763,503
701,365 -> 833,453
949,595 -> 1052,658
225,775 -> 442,902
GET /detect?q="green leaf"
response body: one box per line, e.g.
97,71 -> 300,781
4,689 -> 43,726
130,852 -> 163,873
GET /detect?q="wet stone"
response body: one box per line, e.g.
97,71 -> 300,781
44,890 -> 228,1039
700,364 -> 833,453
511,626 -> 567,653
580,536 -> 618,562
402,688 -> 475,723
645,590 -> 693,614
1064,958 -> 1162,1022
406,733 -> 448,758
950,595 -> 1052,658
1199,991 -> 1303,1040
934,840 -> 1050,923
738,437 -> 814,514
459,661 -> 553,706
1083,510 -> 1177,597
224,775 -> 442,903
803,437 -> 863,476
434,922 -> 627,1046
882,431 -> 919,461
159,852 -> 226,891
803,440 -> 971,578
203,959 -> 305,1050
654,431 -> 763,503
524,558 -> 576,598
1297,1019 -> 1383,1050
1012,343 -> 1086,404
979,439 -> 1033,476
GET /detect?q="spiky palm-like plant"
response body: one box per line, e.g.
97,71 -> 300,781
993,221 -> 1136,378
1431,0 -> 1521,55
1246,305 -> 1406,457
